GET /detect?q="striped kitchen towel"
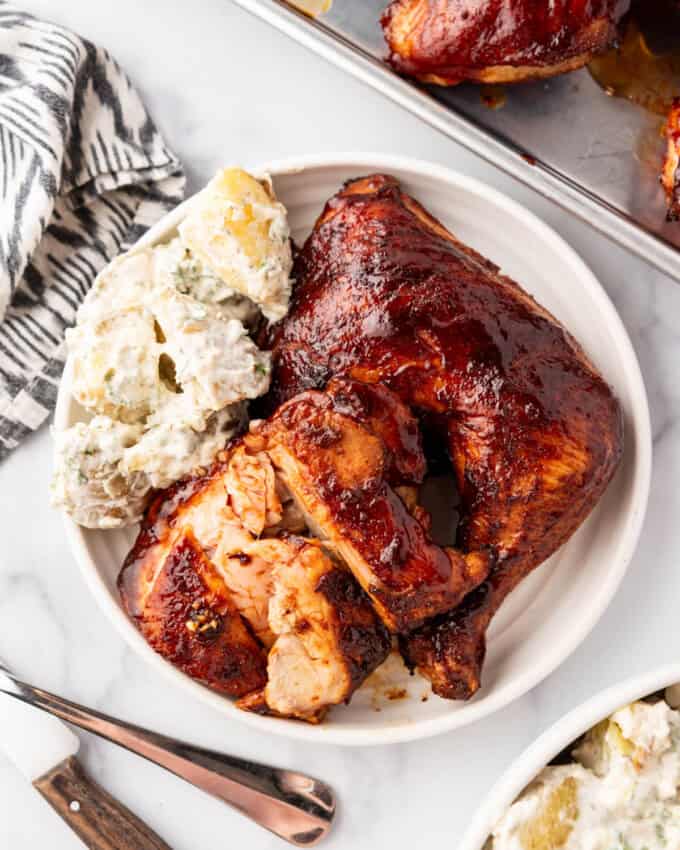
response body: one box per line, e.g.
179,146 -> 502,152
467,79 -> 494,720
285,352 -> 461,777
0,3 -> 185,460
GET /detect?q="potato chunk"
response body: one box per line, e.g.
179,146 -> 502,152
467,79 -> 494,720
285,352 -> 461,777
179,168 -> 292,321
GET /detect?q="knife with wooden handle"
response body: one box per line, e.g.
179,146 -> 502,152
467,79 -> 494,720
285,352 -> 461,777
0,677 -> 172,850
0,665 -> 335,846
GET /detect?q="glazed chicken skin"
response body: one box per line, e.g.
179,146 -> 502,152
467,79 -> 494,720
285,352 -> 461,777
119,450 -> 289,652
119,386 -> 394,720
382,0 -> 631,86
249,378 -> 490,633
265,174 -> 623,700
119,525 -> 267,698
663,98 -> 680,221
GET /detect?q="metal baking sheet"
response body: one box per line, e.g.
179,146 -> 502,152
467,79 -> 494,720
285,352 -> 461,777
232,0 -> 680,282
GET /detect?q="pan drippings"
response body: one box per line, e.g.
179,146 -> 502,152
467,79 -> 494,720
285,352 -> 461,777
589,0 -> 680,116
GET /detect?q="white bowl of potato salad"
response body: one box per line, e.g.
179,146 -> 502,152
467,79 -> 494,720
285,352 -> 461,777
461,666 -> 680,850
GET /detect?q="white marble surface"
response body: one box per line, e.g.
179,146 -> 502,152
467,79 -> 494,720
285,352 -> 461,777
1,1 -> 678,847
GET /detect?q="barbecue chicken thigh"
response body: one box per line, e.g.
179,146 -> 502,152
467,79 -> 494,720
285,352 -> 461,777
119,383 -> 399,720
382,0 -> 630,85
265,174 -> 623,700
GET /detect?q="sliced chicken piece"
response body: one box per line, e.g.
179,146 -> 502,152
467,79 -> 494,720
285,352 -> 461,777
248,380 -> 490,633
118,453 -> 280,647
120,417 -> 393,714
211,537 -> 286,647
119,528 -> 266,696
663,98 -> 680,221
238,539 -> 391,722
224,445 -> 282,536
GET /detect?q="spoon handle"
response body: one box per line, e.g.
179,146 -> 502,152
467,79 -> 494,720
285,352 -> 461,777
0,673 -> 335,847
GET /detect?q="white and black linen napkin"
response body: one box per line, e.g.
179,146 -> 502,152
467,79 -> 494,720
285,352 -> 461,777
0,3 -> 185,459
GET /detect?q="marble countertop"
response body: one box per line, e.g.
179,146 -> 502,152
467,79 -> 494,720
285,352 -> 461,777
2,1 -> 678,847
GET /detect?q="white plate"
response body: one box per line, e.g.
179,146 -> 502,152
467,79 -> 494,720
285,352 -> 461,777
55,154 -> 652,746
460,665 -> 680,850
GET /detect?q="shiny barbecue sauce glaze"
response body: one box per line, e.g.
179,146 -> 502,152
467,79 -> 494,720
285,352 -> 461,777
267,174 -> 620,443
269,386 -> 487,632
382,0 -> 631,81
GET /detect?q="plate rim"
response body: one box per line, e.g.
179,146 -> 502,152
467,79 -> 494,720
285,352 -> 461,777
55,152 -> 652,746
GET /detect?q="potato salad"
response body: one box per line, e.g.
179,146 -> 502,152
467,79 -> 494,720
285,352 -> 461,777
51,168 -> 293,529
491,697 -> 680,850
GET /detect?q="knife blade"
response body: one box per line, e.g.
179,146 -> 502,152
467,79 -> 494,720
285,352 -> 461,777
0,671 -> 80,780
0,668 -> 172,850
0,665 -> 335,846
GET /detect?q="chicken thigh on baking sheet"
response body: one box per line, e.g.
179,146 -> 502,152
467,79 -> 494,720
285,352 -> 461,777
381,0 -> 631,86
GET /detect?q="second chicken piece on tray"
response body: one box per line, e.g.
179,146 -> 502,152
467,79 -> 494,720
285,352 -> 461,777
381,0 -> 630,86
